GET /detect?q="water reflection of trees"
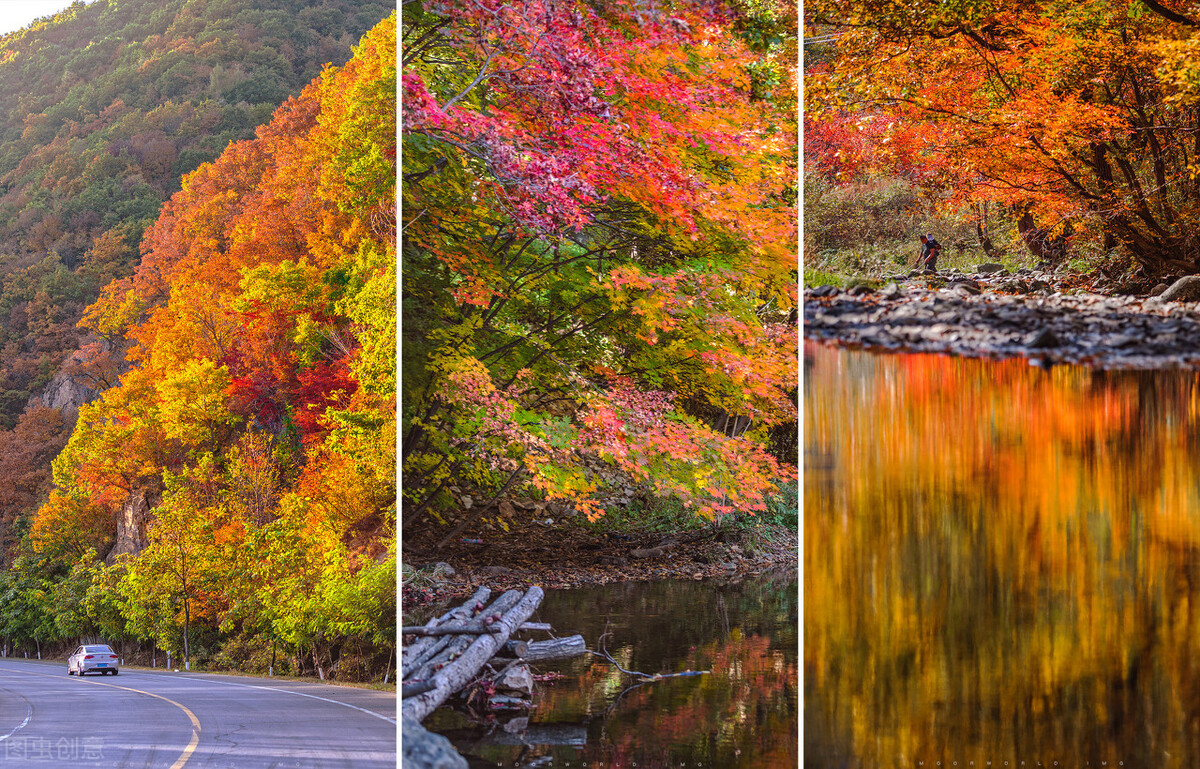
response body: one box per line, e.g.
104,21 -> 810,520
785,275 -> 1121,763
805,343 -> 1200,766
444,576 -> 798,768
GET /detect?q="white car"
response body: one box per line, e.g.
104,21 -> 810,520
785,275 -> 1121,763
67,644 -> 119,676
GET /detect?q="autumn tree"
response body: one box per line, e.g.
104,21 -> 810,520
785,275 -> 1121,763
808,0 -> 1200,277
402,0 -> 797,525
0,408 -> 69,563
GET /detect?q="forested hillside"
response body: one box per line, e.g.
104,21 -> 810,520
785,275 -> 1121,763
0,0 -> 389,563
0,5 -> 395,679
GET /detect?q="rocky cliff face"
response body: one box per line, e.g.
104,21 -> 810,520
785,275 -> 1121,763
107,489 -> 152,563
36,372 -> 97,422
27,348 -> 103,424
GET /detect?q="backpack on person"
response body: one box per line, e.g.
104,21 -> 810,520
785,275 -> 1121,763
924,234 -> 942,269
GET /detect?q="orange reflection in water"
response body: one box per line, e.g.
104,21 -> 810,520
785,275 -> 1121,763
805,341 -> 1200,767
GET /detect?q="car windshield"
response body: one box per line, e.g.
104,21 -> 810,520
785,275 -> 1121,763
84,646 -> 113,654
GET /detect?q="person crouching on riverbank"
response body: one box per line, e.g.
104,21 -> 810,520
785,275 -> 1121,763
917,233 -> 942,272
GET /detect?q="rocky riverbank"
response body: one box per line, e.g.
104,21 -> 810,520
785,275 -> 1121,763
805,265 -> 1200,368
402,516 -> 796,609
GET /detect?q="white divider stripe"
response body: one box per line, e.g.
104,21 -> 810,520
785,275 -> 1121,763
174,675 -> 397,724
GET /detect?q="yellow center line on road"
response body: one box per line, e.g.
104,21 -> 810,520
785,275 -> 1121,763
0,666 -> 201,769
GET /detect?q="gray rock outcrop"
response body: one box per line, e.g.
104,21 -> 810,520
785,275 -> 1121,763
106,489 -> 152,563
401,718 -> 468,769
30,367 -> 98,423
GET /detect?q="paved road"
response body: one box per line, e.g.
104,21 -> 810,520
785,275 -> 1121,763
0,659 -> 396,768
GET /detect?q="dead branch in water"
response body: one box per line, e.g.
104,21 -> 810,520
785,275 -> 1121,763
586,629 -> 710,683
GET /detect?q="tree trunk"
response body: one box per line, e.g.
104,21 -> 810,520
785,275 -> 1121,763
434,468 -> 525,550
1017,210 -> 1070,263
182,595 -> 190,672
975,203 -> 1002,260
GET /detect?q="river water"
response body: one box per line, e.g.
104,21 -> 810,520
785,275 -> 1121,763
805,340 -> 1200,767
421,573 -> 798,768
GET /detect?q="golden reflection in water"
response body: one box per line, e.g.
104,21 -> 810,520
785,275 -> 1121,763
804,341 -> 1200,767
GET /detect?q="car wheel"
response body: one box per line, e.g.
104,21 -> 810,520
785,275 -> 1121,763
111,670 -> 118,676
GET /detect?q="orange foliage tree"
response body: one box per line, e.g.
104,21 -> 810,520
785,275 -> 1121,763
808,0 -> 1200,275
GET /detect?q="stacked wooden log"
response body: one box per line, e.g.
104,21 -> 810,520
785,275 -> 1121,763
401,585 -> 587,723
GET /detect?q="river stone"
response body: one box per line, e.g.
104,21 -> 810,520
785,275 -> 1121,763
1027,327 -> 1062,348
496,664 -> 534,695
808,285 -> 839,297
402,718 -> 468,769
975,262 -> 1007,275
1150,283 -> 1170,297
1108,334 -> 1136,348
879,282 -> 904,298
426,562 -> 456,578
1159,275 -> 1200,302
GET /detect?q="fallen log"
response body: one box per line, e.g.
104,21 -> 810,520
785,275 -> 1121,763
404,590 -> 524,684
496,634 -> 587,662
402,586 -> 545,722
400,680 -> 437,699
401,621 -> 505,637
401,586 -> 490,673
